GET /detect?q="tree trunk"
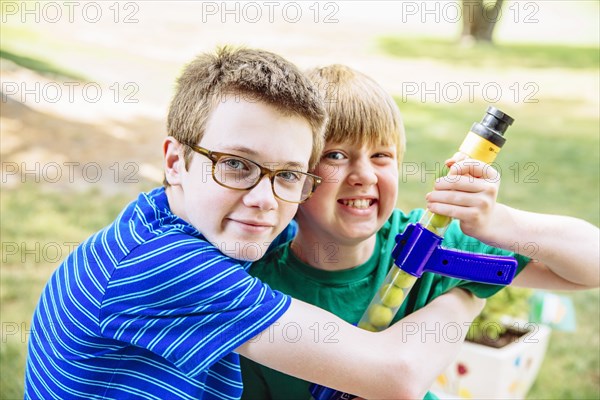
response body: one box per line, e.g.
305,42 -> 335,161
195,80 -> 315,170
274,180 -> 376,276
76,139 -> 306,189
461,0 -> 504,44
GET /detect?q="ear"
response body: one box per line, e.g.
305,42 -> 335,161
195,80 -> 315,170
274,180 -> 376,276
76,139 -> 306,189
163,136 -> 185,186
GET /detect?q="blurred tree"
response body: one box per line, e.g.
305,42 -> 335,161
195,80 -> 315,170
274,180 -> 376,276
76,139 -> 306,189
461,0 -> 505,44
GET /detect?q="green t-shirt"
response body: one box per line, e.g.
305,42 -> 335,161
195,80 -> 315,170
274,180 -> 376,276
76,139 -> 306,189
241,208 -> 530,400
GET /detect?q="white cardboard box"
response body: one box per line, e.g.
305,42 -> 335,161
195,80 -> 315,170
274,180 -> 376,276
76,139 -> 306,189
432,324 -> 551,399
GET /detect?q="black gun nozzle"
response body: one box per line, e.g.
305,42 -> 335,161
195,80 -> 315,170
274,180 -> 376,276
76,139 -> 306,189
482,106 -> 515,136
469,106 -> 515,148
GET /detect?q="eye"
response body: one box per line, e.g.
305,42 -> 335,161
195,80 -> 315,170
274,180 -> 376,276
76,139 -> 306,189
372,152 -> 392,159
323,151 -> 346,161
221,157 -> 250,170
276,171 -> 302,183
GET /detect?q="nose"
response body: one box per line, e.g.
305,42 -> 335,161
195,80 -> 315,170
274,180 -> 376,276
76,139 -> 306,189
347,157 -> 378,187
242,175 -> 278,210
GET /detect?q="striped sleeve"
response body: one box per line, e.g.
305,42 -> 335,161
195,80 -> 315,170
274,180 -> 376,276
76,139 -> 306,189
99,233 -> 291,377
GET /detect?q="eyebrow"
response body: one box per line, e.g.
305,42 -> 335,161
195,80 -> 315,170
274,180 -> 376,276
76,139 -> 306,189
220,145 -> 308,170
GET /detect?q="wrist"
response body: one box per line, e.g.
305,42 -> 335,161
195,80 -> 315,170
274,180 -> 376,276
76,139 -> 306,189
446,288 -> 486,317
473,203 -> 514,247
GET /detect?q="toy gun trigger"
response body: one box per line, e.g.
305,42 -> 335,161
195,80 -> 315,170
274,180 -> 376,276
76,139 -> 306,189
392,224 -> 517,285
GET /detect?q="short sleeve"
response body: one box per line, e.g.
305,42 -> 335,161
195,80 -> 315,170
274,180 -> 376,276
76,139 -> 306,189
99,234 -> 291,378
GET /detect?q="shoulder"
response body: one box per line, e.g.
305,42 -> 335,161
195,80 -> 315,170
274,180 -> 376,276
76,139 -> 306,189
390,208 -> 425,225
120,233 -> 233,275
102,235 -> 265,313
379,208 -> 425,238
105,188 -> 205,260
247,242 -> 289,278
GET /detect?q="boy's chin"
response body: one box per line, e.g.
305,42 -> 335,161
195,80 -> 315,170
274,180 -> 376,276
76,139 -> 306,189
342,226 -> 380,242
217,241 -> 269,262
232,252 -> 264,263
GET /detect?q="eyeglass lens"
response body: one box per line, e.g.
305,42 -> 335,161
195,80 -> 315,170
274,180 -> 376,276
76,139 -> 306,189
213,155 -> 313,202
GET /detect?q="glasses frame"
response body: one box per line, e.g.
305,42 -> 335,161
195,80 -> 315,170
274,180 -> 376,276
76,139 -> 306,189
182,142 -> 322,204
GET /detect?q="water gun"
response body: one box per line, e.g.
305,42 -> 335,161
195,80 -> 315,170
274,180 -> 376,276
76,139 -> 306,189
310,106 -> 517,400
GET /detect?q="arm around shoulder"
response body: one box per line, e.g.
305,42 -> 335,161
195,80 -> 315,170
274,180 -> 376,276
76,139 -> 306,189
237,289 -> 484,399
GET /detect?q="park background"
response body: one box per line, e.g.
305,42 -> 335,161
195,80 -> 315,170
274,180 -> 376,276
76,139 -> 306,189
1,0 -> 598,398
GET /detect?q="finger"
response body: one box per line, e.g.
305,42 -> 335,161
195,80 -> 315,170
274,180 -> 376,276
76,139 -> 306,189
433,175 -> 495,193
447,159 -> 483,177
426,189 -> 490,208
425,202 -> 476,221
426,197 -> 493,224
447,159 -> 499,181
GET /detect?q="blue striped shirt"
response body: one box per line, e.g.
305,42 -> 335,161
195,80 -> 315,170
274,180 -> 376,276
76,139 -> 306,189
25,187 -> 292,399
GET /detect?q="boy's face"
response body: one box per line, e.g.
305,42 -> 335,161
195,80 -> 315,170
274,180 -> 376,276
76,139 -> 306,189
167,97 -> 313,261
296,140 -> 399,244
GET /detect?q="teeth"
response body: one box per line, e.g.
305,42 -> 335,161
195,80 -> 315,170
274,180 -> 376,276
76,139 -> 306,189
341,199 -> 372,209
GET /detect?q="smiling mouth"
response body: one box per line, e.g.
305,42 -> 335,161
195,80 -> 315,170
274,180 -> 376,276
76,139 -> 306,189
338,199 -> 375,209
234,219 -> 273,228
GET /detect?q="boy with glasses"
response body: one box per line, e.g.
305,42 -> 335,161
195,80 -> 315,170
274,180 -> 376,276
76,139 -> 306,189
24,47 -> 486,400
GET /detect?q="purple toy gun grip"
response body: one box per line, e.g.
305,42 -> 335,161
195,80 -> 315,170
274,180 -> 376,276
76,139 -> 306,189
392,223 -> 517,285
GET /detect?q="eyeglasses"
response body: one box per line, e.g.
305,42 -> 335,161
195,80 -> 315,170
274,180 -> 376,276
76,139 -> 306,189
182,142 -> 322,204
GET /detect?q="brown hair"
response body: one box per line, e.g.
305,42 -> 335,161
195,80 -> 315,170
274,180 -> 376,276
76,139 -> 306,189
306,64 -> 405,162
166,46 -> 327,185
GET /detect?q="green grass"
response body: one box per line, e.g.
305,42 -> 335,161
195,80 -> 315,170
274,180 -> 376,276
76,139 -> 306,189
0,48 -> 86,80
1,185 -> 135,268
528,289 -> 600,399
0,21 -> 91,80
379,37 -> 600,70
0,17 -> 156,82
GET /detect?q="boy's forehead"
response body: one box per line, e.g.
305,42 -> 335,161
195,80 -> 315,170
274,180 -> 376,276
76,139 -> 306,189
201,98 -> 313,168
